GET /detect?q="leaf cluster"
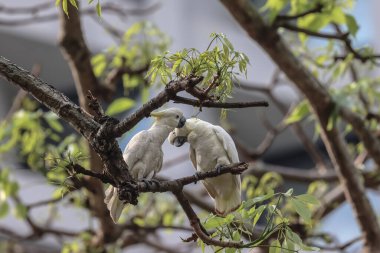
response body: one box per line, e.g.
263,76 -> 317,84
199,173 -> 320,253
147,33 -> 250,103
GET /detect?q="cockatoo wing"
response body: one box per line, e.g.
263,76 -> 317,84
123,131 -> 156,179
212,126 -> 239,163
123,131 -> 149,169
189,147 -> 197,171
212,125 -> 241,215
202,179 -> 218,199
190,147 -> 218,199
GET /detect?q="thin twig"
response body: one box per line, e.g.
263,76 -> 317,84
172,95 -> 269,108
275,3 -> 323,21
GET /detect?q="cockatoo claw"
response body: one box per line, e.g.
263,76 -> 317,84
215,165 -> 224,174
194,172 -> 202,184
141,179 -> 161,188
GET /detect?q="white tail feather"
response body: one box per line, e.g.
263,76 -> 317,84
215,190 -> 241,216
104,186 -> 125,223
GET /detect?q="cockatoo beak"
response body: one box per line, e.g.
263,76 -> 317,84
177,116 -> 186,128
173,136 -> 187,147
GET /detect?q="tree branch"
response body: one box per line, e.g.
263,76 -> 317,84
172,95 -> 269,108
275,3 -> 323,21
173,191 -> 244,248
111,76 -> 203,138
69,162 -> 248,194
0,3 -> 160,26
0,56 -> 99,139
278,23 -> 349,40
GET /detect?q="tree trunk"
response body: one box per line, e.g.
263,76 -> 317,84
219,0 -> 380,251
57,3 -> 118,245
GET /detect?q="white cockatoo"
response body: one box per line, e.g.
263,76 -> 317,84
104,108 -> 186,223
168,118 -> 241,216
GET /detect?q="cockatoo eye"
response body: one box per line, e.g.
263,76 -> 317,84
176,115 -> 179,119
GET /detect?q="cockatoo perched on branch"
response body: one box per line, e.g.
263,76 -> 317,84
168,118 -> 241,216
104,108 -> 186,223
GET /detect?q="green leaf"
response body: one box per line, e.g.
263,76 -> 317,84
253,205 -> 266,227
261,0 -> 288,23
123,75 -> 140,89
284,188 -> 293,197
244,191 -> 274,208
232,230 -> 240,241
203,215 -> 233,230
285,100 -> 310,124
269,239 -> 281,253
296,194 -> 320,205
133,217 -> 145,226
163,212 -> 173,226
301,244 -> 320,251
0,201 -> 9,218
290,198 -> 311,222
44,112 -> 64,133
345,14 -> 359,36
281,237 -> 297,253
225,247 -> 236,253
327,105 -> 339,131
106,98 -> 136,116
298,14 -> 330,32
4,182 -> 19,197
222,36 -> 234,50
62,0 -> 68,16
14,203 -> 27,219
55,0 -> 61,6
69,0 -> 78,9
330,7 -> 346,24
96,1 -> 102,17
0,169 -> 10,182
285,229 -> 302,245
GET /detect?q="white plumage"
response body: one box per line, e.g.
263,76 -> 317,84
105,108 -> 186,223
168,118 -> 241,216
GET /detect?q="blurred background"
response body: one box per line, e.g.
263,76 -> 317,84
0,0 -> 380,252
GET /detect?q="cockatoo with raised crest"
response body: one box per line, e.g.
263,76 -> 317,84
104,108 -> 186,223
168,118 -> 241,216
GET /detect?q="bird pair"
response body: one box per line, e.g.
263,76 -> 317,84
105,108 -> 241,223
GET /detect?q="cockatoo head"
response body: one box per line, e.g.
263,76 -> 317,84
168,118 -> 198,147
168,130 -> 188,147
150,108 -> 186,128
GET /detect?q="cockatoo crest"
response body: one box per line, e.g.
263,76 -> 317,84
151,108 -> 186,128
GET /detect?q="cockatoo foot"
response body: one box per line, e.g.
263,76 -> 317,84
194,172 -> 202,184
141,179 -> 160,188
215,164 -> 224,174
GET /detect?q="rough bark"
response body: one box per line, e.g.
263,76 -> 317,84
219,1 -> 380,251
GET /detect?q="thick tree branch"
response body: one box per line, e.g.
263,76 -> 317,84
111,76 -> 203,138
139,162 -> 247,193
70,162 -> 248,193
0,56 -> 99,138
219,1 -> 380,251
58,4 -> 102,106
58,4 -> 126,244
